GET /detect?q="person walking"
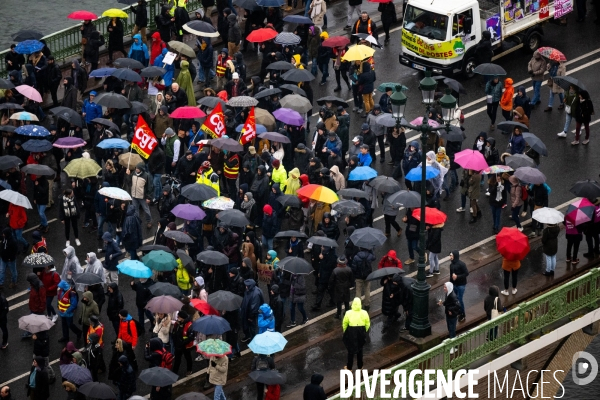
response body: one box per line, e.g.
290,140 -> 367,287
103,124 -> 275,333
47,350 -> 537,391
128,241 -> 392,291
241,279 -> 264,343
357,62 -> 376,118
106,283 -> 124,335
208,354 -> 229,400
0,228 -> 18,289
329,256 -> 354,319
117,309 -> 138,350
449,250 -> 468,322
23,274 -> 46,339
438,282 -> 461,351
344,0 -> 363,30
172,311 -> 195,377
484,76 -> 503,130
380,273 -> 401,332
557,85 -> 578,138
38,266 -> 59,323
251,353 -> 275,400
508,175 -> 524,231
425,223 -> 444,277
499,78 -> 514,121
57,280 -> 82,343
27,357 -> 50,400
78,291 -> 99,340
102,232 -> 122,284
311,246 -> 337,311
342,297 -> 370,370
288,273 -> 308,327
527,50 -> 547,107
122,204 -> 143,261
131,0 -> 148,46
58,189 -> 81,247
488,175 -> 506,234
467,170 -> 482,224
116,355 -> 137,400
544,60 -> 566,112
7,202 -> 29,253
572,90 -> 595,146
127,163 -> 153,228
382,193 -> 402,237
483,285 -> 501,341
130,277 -> 155,333
542,223 -> 561,276
402,208 -> 420,264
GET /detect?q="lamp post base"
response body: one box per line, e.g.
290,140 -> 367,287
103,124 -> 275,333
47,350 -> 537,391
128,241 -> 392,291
409,262 -> 432,337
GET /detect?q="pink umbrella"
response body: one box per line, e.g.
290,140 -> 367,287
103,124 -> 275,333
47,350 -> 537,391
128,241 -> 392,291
565,198 -> 595,226
53,137 -> 86,149
453,149 -> 489,171
409,117 -> 440,128
15,85 -> 42,103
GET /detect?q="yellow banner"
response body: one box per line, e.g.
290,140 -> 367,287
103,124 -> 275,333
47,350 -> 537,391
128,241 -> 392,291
401,29 -> 465,59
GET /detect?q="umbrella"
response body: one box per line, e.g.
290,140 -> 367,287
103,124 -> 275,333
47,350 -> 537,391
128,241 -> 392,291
170,106 -> 206,119
59,364 -> 93,385
141,66 -> 167,78
0,103 -> 22,111
203,196 -> 235,210
190,299 -> 220,316
139,367 -> 180,387
78,382 -> 115,399
21,164 -> 55,177
98,187 -> 132,201
91,118 -> 120,132
97,138 -> 130,151
273,108 -> 304,126
0,155 -> 23,169
473,63 -> 506,76
275,32 -> 301,45
211,137 -> 244,151
112,68 -> 142,82
140,244 -> 172,253
570,180 -> 600,200
235,123 -> 267,134
281,68 -> 315,82
0,180 -> 11,190
369,176 -> 402,193
375,114 -> 404,128
50,106 -> 84,127
279,94 -> 312,113
64,158 -> 102,179
532,207 -> 564,225
192,315 -> 231,335
197,250 -> 230,265
175,393 -> 210,400
297,184 -> 339,204
322,36 -> 350,48
0,125 -> 17,133
409,117 -> 440,128
439,126 -> 465,143
15,85 -> 42,102
504,154 -> 536,169
53,137 -> 86,149
317,96 -> 349,108
247,28 -> 279,43
377,82 -> 408,92
338,188 -> 369,199
198,96 -> 227,109
90,67 -> 117,78
353,33 -> 382,48
14,40 -> 44,54
350,227 -> 387,247
280,84 -> 306,96
279,257 -> 313,274
102,8 -> 128,18
348,166 -> 378,181
254,108 -> 277,130
537,47 -> 567,61
18,314 -> 54,333
496,227 -> 530,261
15,125 -> 50,138
412,207 -> 447,225
11,30 -> 44,41
366,267 -> 404,281
183,20 -> 220,37
217,209 -> 250,227
453,149 -> 489,171
482,165 -> 513,175
197,339 -> 232,357
227,96 -> 259,107
118,152 -> 144,168
405,166 -> 441,181
283,15 -> 314,24
145,295 -> 184,314
22,140 -> 53,152
172,204 -> 206,220
164,230 -> 194,244
113,58 -> 145,69
149,282 -> 182,298
254,88 -> 282,100
181,183 -> 218,202
433,76 -> 467,95
73,272 -> 103,286
565,198 -> 596,226
276,194 -> 302,207
522,132 -> 548,156
207,290 -> 243,311
67,10 -> 98,20
168,40 -> 196,58
257,0 -> 285,6
22,253 -> 54,268
496,121 -> 529,133
10,112 -> 39,122
274,230 -> 307,239
257,131 -> 291,144
307,236 -> 338,247
552,76 -> 586,92
250,370 -> 287,385
332,200 -> 365,216
143,250 -> 178,272
95,92 -> 132,109
0,80 -> 15,90
514,167 -> 546,184
249,331 -> 287,354
118,260 -> 152,278
342,45 -> 376,61
266,61 -> 295,71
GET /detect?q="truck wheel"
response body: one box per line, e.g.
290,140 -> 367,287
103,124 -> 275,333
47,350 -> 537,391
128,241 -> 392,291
526,32 -> 542,52
461,57 -> 476,78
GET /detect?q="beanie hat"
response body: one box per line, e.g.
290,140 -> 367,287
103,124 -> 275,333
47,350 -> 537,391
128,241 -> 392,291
178,310 -> 189,319
263,204 -> 273,215
164,127 -> 175,136
272,159 -> 280,168
229,267 -> 239,275
232,72 -> 239,80
119,310 -> 128,318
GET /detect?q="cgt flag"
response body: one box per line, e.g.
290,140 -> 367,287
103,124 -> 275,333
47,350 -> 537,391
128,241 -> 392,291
239,107 -> 256,145
201,102 -> 226,139
131,115 -> 158,159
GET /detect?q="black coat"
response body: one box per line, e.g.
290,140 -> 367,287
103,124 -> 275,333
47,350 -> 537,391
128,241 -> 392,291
28,364 -> 50,400
449,251 -> 469,287
107,19 -> 125,48
357,63 -> 376,94
131,278 -> 155,308
132,2 -> 148,28
318,250 -> 337,284
380,277 -> 401,316
106,283 -> 124,322
351,250 -> 375,280
426,225 -> 443,254
443,291 -> 462,317
304,374 -> 326,400
329,265 -> 354,303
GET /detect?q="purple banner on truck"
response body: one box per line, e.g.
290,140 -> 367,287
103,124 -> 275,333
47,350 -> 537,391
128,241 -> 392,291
486,14 -> 502,41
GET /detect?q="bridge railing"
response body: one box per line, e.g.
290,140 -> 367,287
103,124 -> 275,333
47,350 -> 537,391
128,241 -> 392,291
0,0 -> 203,78
328,267 -> 600,399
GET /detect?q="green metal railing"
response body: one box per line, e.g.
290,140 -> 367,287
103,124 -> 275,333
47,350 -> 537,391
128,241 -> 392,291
328,266 -> 600,399
0,0 -> 203,77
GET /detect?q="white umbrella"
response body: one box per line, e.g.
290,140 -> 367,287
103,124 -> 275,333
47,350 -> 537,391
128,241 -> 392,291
532,207 -> 564,224
98,187 -> 132,201
0,189 -> 32,209
18,314 -> 54,333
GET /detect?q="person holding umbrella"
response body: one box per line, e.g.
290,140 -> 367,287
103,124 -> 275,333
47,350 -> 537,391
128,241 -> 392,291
23,273 -> 46,339
208,352 -> 229,400
542,223 -> 561,276
557,85 -> 578,138
527,50 -> 547,107
484,76 -> 502,130
7,200 -> 29,253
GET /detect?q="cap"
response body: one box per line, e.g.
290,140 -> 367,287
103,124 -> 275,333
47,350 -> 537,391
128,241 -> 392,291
361,123 -> 369,130
15,140 -> 22,145
309,157 -> 319,163
185,150 -> 192,155
90,91 -> 97,96
248,146 -> 256,155
352,136 -> 360,143
232,72 -> 239,80
360,144 -> 369,150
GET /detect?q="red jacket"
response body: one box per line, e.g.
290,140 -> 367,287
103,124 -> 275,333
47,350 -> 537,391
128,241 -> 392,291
118,318 -> 138,348
8,203 -> 27,229
40,270 -> 60,297
29,286 -> 47,314
378,250 -> 403,270
265,385 -> 281,400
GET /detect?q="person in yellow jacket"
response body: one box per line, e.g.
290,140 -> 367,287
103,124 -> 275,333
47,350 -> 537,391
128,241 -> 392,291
196,161 -> 220,196
291,54 -> 304,70
176,258 -> 192,295
269,159 -> 287,192
342,297 -> 370,370
284,168 -> 301,195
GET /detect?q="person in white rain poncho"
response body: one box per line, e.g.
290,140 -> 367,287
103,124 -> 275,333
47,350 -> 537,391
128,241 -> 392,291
420,151 -> 448,201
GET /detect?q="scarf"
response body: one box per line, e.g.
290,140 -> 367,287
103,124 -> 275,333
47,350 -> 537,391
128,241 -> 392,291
495,182 -> 504,202
62,195 -> 77,218
476,139 -> 484,151
484,145 -> 492,159
240,197 -> 256,218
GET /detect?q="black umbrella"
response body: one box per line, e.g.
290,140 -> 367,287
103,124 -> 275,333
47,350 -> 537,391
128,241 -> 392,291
366,267 -> 404,281
23,253 -> 54,268
274,230 -> 307,239
307,236 -> 338,247
279,257 -> 312,274
91,118 -> 120,132
210,137 -> 243,152
249,370 -> 287,385
439,126 -> 465,143
95,92 -> 132,109
141,66 -> 167,78
0,155 -> 23,170
266,61 -> 295,71
129,101 -> 149,115
317,96 -> 349,108
139,367 -> 179,387
149,282 -> 182,298
234,0 -> 260,10
369,176 -> 402,193
11,30 -> 44,41
473,63 -> 506,76
570,180 -> 600,200
279,84 -> 306,97
332,200 -> 365,216
22,139 -> 53,152
0,125 -> 16,133
117,0 -> 138,4
21,164 -> 55,176
0,79 -> 15,90
497,121 -> 529,133
50,106 -> 84,128
175,393 -> 210,400
164,230 -> 194,243
433,76 -> 467,95
73,272 -> 103,286
350,227 -> 387,247
0,103 -> 23,111
208,290 -> 243,311
181,183 -> 219,202
522,132 -> 548,156
192,315 -> 231,335
385,190 -> 421,208
217,209 -> 250,227
281,68 -> 315,82
177,249 -> 194,268
112,68 -> 142,82
197,250 -> 229,265
140,244 -> 173,253
198,96 -> 227,109
257,131 -> 291,143
276,194 -> 302,207
113,58 -> 145,69
78,382 -> 116,399
183,20 -> 219,37
254,88 -> 282,100
337,188 -> 368,199
552,76 -> 586,92
504,154 -> 536,169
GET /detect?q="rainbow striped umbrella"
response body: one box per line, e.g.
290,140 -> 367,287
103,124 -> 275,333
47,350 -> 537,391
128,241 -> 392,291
296,184 -> 339,204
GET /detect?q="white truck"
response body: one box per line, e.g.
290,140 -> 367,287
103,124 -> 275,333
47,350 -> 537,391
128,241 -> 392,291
399,0 -> 571,77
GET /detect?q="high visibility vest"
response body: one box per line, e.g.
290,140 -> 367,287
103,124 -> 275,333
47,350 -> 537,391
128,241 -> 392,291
196,168 -> 220,195
355,19 -> 372,35
224,154 -> 240,179
58,289 -> 73,313
32,238 -> 47,254
182,321 -> 195,349
88,323 -> 104,347
216,55 -> 231,77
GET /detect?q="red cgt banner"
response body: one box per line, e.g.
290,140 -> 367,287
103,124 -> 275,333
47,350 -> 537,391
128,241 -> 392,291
200,102 -> 226,139
131,115 -> 158,159
239,107 -> 256,145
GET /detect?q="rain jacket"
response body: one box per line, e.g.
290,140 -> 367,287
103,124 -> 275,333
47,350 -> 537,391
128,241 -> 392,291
79,291 -> 99,326
241,279 -> 264,324
61,246 -> 82,285
284,168 -> 301,195
118,314 -> 138,348
271,165 -> 287,191
153,48 -> 174,86
329,262 -> 354,303
499,78 -> 514,112
122,205 -> 143,250
106,282 -> 124,322
176,259 -> 192,290
342,298 -> 370,353
377,250 -> 403,269
117,355 -> 137,397
102,232 -> 122,271
57,280 -> 78,318
27,273 -> 46,314
208,355 -> 229,386
128,34 -> 149,66
85,252 -> 105,284
7,203 -> 27,229
175,60 -> 196,106
257,303 -> 275,333
351,250 -> 376,280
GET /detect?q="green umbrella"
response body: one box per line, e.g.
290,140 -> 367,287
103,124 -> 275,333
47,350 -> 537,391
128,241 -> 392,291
196,339 -> 232,357
377,83 -> 409,93
142,250 -> 178,272
63,158 -> 102,179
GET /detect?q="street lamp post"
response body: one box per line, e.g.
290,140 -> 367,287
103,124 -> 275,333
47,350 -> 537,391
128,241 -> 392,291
390,72 -> 457,338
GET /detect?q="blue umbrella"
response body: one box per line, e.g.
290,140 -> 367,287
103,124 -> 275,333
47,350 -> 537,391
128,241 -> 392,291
22,139 -> 53,152
15,125 -> 50,137
117,260 -> 152,278
60,363 -> 93,385
0,180 -> 11,190
192,315 -> 231,335
90,67 -> 117,78
15,40 -> 44,54
249,331 -> 288,354
348,166 -> 378,181
405,166 -> 440,181
96,138 -> 130,150
283,15 -> 314,25
257,0 -> 284,6
236,123 -> 267,134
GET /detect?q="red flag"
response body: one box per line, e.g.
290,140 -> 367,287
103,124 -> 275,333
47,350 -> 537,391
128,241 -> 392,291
239,107 -> 256,145
200,102 -> 226,139
131,115 -> 158,159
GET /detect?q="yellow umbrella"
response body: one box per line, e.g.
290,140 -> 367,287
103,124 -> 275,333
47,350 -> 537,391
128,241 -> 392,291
102,8 -> 128,18
341,45 -> 376,62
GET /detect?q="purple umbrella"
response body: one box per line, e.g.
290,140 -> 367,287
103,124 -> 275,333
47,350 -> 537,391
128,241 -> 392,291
53,137 -> 86,149
171,203 -> 206,221
273,108 -> 304,126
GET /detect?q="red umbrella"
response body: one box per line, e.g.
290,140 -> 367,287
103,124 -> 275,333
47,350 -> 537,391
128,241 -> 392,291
322,36 -> 351,48
496,227 -> 530,261
246,28 -> 278,43
170,106 -> 206,119
411,207 -> 447,225
67,10 -> 98,20
190,299 -> 220,316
